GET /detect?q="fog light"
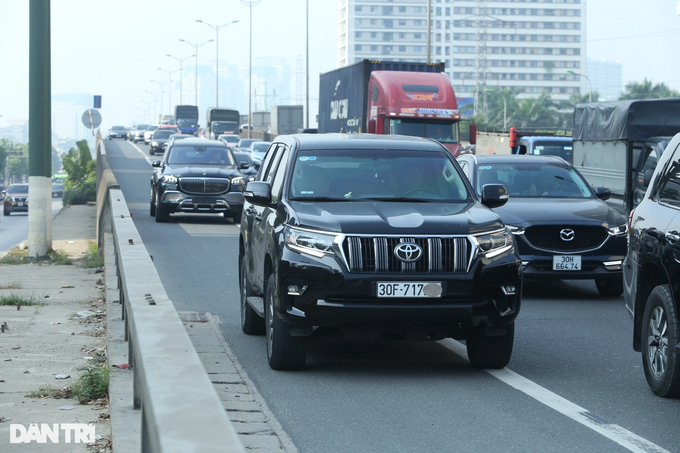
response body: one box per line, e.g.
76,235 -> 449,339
287,285 -> 308,296
501,285 -> 516,295
521,261 -> 529,267
163,192 -> 182,202
603,260 -> 623,271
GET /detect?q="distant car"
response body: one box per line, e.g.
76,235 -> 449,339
625,132 -> 680,397
236,138 -> 262,152
514,136 -> 574,163
239,124 -> 253,133
51,182 -> 64,198
149,139 -> 248,223
3,183 -> 29,216
231,151 -> 258,181
131,124 -> 150,143
149,129 -> 175,155
108,125 -> 127,140
157,124 -> 181,134
144,125 -> 158,144
247,141 -> 272,163
457,154 -> 627,296
218,134 -> 240,150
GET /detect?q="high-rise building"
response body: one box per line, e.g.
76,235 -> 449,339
51,94 -> 92,141
338,0 -> 587,103
587,58 -> 623,101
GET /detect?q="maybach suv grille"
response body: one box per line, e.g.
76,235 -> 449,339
179,178 -> 230,195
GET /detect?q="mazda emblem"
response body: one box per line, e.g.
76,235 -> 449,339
560,229 -> 575,242
394,243 -> 423,263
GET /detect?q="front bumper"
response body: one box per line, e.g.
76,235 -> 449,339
5,200 -> 28,213
160,190 -> 244,214
273,245 -> 522,337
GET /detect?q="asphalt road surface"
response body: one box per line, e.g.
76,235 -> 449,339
106,138 -> 680,453
0,198 -> 63,254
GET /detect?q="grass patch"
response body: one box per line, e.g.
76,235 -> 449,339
71,365 -> 109,403
26,385 -> 72,399
0,281 -> 22,289
80,242 -> 104,269
0,247 -> 28,264
0,292 -> 43,307
48,250 -> 72,265
0,247 -> 72,265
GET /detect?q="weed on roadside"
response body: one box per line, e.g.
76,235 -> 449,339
0,292 -> 43,307
80,242 -> 104,269
26,385 -> 72,399
0,247 -> 72,265
0,281 -> 22,289
0,247 -> 28,264
48,249 -> 73,265
72,365 -> 109,403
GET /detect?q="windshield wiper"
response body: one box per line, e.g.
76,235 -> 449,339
290,197 -> 350,202
361,197 -> 437,203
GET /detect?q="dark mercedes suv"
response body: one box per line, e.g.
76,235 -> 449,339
150,139 -> 248,223
625,133 -> 680,397
239,134 -> 522,370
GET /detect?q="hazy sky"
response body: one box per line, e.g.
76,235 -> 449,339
1,0 -> 680,131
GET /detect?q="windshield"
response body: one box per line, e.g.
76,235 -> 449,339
530,141 -> 573,162
153,130 -> 173,139
389,119 -> 460,144
213,122 -> 237,134
233,152 -> 253,165
112,126 -> 125,131
289,149 -> 471,202
8,185 -> 28,194
167,146 -> 235,166
220,135 -> 239,143
146,126 -> 157,132
135,124 -> 149,131
476,162 -> 593,199
252,143 -> 270,153
178,119 -> 197,128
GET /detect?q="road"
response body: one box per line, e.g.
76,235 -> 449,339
0,198 -> 63,254
106,138 -> 680,453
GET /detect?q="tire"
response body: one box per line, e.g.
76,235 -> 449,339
149,188 -> 156,217
595,276 -> 623,297
231,210 -> 242,224
240,258 -> 265,335
3,209 -> 9,216
149,149 -> 155,155
265,273 -> 307,370
154,193 -> 169,223
466,322 -> 514,369
641,285 -> 680,397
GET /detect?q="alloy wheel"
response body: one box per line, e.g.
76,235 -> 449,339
647,306 -> 669,378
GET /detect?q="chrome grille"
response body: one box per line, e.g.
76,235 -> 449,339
179,178 -> 230,195
343,236 -> 470,273
523,225 -> 608,252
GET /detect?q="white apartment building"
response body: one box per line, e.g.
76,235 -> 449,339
338,0 -> 587,102
587,58 -> 623,102
52,94 -> 92,141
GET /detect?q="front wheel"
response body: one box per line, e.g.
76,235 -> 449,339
3,209 -> 9,216
240,258 -> 264,335
595,276 -> 623,297
641,285 -> 680,397
154,192 -> 169,223
466,323 -> 514,369
231,209 -> 242,224
149,188 -> 156,216
265,273 -> 306,370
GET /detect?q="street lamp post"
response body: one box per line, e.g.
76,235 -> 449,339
196,19 -> 239,108
179,38 -> 215,107
240,0 -> 263,139
151,80 -> 167,120
167,54 -> 195,105
566,70 -> 592,102
145,90 -> 159,123
158,68 -> 179,119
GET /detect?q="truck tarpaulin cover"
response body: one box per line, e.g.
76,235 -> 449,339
574,98 -> 680,142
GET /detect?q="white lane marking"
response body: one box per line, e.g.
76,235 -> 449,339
129,141 -> 153,166
441,339 -> 670,453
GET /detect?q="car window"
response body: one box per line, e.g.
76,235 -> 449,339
658,161 -> 680,206
8,185 -> 28,194
265,146 -> 286,184
289,149 -> 470,201
167,146 -> 234,166
153,130 -> 173,139
257,144 -> 279,181
270,147 -> 290,203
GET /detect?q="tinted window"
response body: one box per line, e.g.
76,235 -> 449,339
659,162 -> 680,205
167,146 -> 234,166
8,185 -> 28,194
389,119 -> 459,144
257,144 -> 280,181
270,147 -> 290,203
153,131 -> 173,139
531,141 -> 573,162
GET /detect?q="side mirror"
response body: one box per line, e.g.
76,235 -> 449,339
239,161 -> 250,170
152,160 -> 161,168
244,181 -> 272,206
594,187 -> 611,200
642,169 -> 654,188
481,184 -> 509,209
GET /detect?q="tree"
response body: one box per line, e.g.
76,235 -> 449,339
619,78 -> 680,100
512,92 -> 559,129
61,140 -> 95,190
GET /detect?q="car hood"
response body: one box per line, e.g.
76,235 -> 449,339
492,198 -> 627,228
152,138 -> 169,144
164,165 -> 242,178
287,201 -> 503,235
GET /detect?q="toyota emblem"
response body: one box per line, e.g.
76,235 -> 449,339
560,229 -> 575,242
394,243 -> 423,263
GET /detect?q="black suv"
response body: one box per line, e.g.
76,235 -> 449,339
150,139 -> 248,223
624,133 -> 680,398
239,134 -> 522,370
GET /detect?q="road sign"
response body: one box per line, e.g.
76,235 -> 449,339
81,109 -> 102,129
94,95 -> 102,109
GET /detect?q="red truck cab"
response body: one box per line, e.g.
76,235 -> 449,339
366,71 -> 461,156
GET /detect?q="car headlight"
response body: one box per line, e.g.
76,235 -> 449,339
231,176 -> 245,186
608,223 -> 628,236
284,226 -> 337,258
162,175 -> 178,184
505,225 -> 525,235
152,141 -> 159,147
473,230 -> 513,260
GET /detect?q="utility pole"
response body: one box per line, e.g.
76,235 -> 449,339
426,0 -> 431,64
196,20 -> 239,108
28,0 -> 52,258
305,0 -> 309,129
179,38 -> 215,108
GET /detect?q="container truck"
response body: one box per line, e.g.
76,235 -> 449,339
573,98 -> 680,214
174,105 -> 199,136
206,108 -> 240,139
318,59 -> 462,156
270,105 -> 303,135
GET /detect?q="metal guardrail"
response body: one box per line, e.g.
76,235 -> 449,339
96,137 -> 245,452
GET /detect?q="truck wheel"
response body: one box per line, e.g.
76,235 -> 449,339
595,276 -> 623,297
466,323 -> 514,369
149,188 -> 156,216
265,273 -> 306,370
641,285 -> 680,397
240,258 -> 264,335
155,193 -> 169,223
